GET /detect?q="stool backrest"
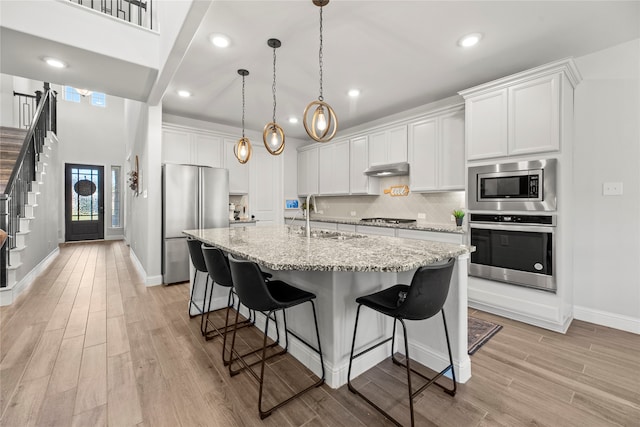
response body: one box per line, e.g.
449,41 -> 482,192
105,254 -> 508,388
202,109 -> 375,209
399,258 -> 455,320
228,255 -> 278,312
201,245 -> 233,288
186,238 -> 208,273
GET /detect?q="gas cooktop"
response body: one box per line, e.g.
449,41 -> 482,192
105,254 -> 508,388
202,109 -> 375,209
360,217 -> 417,224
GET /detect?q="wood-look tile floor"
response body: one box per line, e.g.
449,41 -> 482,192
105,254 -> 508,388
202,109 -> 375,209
1,241 -> 639,426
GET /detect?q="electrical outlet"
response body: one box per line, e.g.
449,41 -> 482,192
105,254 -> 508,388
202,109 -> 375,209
603,182 -> 623,196
417,213 -> 426,219
451,215 -> 455,221
350,211 -> 357,217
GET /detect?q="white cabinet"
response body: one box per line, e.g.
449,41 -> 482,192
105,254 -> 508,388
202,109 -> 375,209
162,127 -> 222,167
297,146 -> 319,196
349,136 -> 379,195
508,74 -> 560,155
355,225 -> 396,237
368,125 -> 407,166
460,60 -> 580,161
250,146 -> 280,225
408,106 -> 465,192
396,228 -> 464,245
464,90 -> 508,160
318,140 -> 349,195
223,138 -> 249,194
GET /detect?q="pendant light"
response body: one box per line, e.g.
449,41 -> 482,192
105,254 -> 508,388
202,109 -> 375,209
234,69 -> 252,164
303,0 -> 338,142
263,38 -> 285,155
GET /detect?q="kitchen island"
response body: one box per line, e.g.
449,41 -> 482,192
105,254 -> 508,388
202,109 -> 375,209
183,225 -> 473,388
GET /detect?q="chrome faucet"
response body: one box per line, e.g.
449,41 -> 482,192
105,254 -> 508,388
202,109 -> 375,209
305,193 -> 316,238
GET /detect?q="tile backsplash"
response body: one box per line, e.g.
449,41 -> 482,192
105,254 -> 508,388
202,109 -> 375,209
309,177 -> 465,225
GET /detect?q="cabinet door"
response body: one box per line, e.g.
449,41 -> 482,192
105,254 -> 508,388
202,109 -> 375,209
508,74 -> 560,155
466,89 -> 508,160
349,136 -> 377,194
193,134 -> 223,168
408,118 -> 438,191
250,146 -> 280,224
333,140 -> 350,194
438,109 -> 465,190
224,138 -> 249,194
297,150 -> 307,196
162,129 -> 192,164
368,131 -> 387,166
387,125 -> 408,163
318,145 -> 333,194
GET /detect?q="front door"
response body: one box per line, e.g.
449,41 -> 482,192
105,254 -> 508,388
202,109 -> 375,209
65,164 -> 104,241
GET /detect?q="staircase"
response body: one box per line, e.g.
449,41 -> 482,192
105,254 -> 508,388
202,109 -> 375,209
1,127 -> 28,193
1,83 -> 57,302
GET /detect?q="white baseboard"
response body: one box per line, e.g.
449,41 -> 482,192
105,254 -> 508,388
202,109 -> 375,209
0,247 -> 60,306
128,248 -> 151,286
146,275 -> 163,287
574,305 -> 640,335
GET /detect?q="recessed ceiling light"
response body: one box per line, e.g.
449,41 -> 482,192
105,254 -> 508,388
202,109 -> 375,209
210,34 -> 231,48
348,89 -> 360,98
178,90 -> 191,98
43,57 -> 67,68
288,117 -> 299,124
458,33 -> 483,48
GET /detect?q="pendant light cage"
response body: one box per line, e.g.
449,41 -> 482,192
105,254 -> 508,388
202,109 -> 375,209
303,0 -> 338,143
235,69 -> 252,164
263,38 -> 285,155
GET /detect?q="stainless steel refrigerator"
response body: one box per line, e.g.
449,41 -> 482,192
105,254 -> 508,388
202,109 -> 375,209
162,164 -> 229,284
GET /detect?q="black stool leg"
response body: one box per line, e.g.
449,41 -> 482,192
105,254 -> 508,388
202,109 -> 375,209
441,309 -> 457,395
188,270 -> 199,318
200,278 -> 213,335
400,318 -> 415,427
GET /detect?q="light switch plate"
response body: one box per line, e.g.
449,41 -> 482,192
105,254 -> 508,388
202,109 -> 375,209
417,213 -> 426,219
603,182 -> 623,196
350,211 -> 356,217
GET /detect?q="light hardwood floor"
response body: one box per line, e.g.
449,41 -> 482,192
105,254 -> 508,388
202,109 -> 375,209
1,241 -> 638,426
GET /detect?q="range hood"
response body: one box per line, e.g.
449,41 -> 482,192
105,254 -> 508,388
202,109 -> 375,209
364,162 -> 410,177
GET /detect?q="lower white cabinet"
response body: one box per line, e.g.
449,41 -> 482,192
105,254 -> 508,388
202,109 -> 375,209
355,225 -> 396,237
396,228 -> 464,245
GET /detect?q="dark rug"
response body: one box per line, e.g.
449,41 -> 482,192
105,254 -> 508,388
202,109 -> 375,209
468,316 -> 502,355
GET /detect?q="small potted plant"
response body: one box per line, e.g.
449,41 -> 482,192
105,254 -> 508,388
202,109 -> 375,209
452,209 -> 465,227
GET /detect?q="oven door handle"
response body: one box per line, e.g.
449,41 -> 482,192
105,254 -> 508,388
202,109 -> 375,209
470,223 -> 555,233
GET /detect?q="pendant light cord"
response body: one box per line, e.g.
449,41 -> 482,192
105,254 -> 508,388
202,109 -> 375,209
318,5 -> 324,102
272,46 -> 277,124
241,74 -> 246,138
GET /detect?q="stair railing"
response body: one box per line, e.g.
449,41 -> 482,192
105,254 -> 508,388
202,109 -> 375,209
0,83 -> 57,287
69,0 -> 154,30
12,91 -> 38,130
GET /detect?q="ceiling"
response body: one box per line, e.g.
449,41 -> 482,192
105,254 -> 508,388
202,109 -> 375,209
163,1 -> 639,140
3,1 -> 638,141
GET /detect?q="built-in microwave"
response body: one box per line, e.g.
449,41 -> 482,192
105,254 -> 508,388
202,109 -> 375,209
468,159 -> 557,211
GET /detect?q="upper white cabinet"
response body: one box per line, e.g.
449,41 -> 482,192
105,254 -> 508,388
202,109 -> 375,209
460,59 -> 581,161
318,139 -> 349,195
162,126 -> 222,167
408,106 -> 465,191
297,146 -> 319,196
349,136 -> 379,195
368,124 -> 407,166
223,138 -> 249,194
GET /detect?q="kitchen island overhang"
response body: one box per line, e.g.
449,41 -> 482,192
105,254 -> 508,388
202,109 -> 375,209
183,225 -> 474,388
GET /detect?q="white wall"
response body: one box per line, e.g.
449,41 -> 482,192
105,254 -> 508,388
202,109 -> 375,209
56,90 -> 127,241
573,39 -> 640,333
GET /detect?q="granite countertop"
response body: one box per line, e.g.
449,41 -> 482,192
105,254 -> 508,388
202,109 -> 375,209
284,215 -> 466,234
183,225 -> 473,273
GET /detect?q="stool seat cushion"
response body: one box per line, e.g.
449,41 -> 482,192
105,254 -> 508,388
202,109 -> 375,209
267,280 -> 316,309
356,284 -> 410,318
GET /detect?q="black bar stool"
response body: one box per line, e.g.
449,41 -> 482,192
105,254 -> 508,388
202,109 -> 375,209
227,254 -> 325,419
186,237 -> 210,335
347,258 -> 457,427
201,245 -> 257,360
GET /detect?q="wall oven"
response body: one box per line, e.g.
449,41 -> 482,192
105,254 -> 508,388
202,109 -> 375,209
470,214 -> 556,292
468,159 -> 557,211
